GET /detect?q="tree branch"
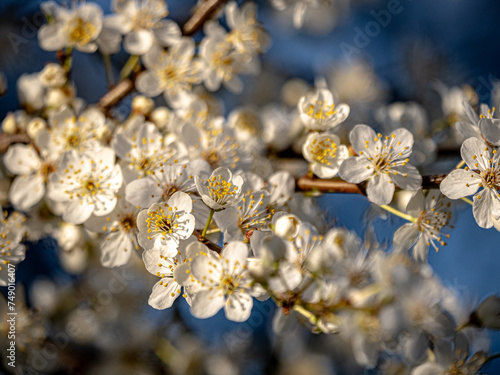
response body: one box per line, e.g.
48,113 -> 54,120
96,0 -> 229,113
296,173 -> 447,195
0,133 -> 30,153
183,0 -> 229,36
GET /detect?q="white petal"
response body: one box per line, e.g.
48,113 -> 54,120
125,177 -> 161,207
411,363 -> 445,375
412,235 -> 429,263
168,191 -> 193,213
100,231 -> 132,267
123,29 -> 154,55
224,75 -> 243,94
439,169 -> 480,199
191,254 -> 222,284
190,289 -> 225,318
221,242 -> 248,274
391,164 -> 422,191
479,118 -> 500,146
367,173 -> 394,205
392,223 -> 419,251
406,188 -> 425,217
456,122 -> 481,140
148,280 -> 181,310
136,70 -> 164,97
153,20 -> 181,46
473,189 -> 495,228
225,293 -> 253,322
338,156 -> 373,184
4,144 -> 41,175
461,137 -> 489,170
349,124 -> 377,154
10,175 -> 45,211
38,24 -> 65,51
63,199 -> 94,225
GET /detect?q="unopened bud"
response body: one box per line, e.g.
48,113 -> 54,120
150,107 -> 174,130
132,95 -> 155,116
27,117 -> 46,139
475,295 -> 500,329
40,63 -> 66,88
2,113 -> 17,134
274,214 -> 300,239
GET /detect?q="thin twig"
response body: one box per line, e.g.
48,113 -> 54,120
96,0 -> 229,112
296,174 -> 447,195
193,229 -> 223,253
183,0 -> 229,35
0,133 -> 30,153
296,176 -> 365,195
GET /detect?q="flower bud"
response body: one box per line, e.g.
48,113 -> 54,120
475,295 -> 500,329
39,63 -> 66,88
150,106 -> 174,130
17,73 -> 44,112
274,214 -> 300,239
132,95 -> 155,116
27,117 -> 47,139
2,113 -> 17,134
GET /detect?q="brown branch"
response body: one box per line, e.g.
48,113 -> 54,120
0,133 -> 30,153
97,78 -> 135,112
296,176 -> 365,195
183,0 -> 229,36
95,0 -> 229,113
296,174 -> 447,195
193,229 -> 223,253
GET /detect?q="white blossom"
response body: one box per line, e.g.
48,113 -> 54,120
393,189 -> 452,262
136,191 -> 195,256
47,148 -> 123,224
38,2 -> 103,53
194,167 -> 244,210
298,88 -> 349,131
185,241 -> 254,322
339,124 -> 422,205
302,132 -> 349,178
440,137 -> 500,228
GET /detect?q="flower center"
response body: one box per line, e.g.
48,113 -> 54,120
145,206 -> 178,241
220,275 -> 239,294
206,174 -> 239,204
120,215 -> 135,232
67,134 -> 80,148
305,100 -> 337,121
309,137 -> 338,165
202,149 -> 220,168
481,168 -> 500,189
41,162 -> 56,182
85,180 -> 99,195
162,185 -> 179,201
69,17 -> 96,45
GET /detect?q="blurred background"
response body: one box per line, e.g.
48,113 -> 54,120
1,0 -> 500,373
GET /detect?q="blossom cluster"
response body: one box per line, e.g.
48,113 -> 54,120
0,0 -> 499,373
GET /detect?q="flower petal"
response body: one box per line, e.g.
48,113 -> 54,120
124,29 -> 154,55
338,157 -> 373,184
100,231 -> 132,267
148,279 -> 181,310
225,292 -> 253,322
439,169 -> 480,199
366,173 -> 394,205
190,289 -> 225,318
